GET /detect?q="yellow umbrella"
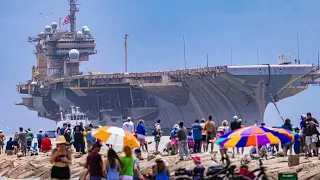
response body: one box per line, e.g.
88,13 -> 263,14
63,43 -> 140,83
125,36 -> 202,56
92,126 -> 139,148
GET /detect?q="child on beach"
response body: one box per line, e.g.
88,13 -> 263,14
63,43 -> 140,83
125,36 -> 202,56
187,131 -> 195,153
294,127 -> 301,155
214,127 -> 227,160
192,156 -> 205,180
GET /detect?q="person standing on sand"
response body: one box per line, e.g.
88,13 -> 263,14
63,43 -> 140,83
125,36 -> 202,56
18,127 -> 27,156
176,121 -> 188,160
50,136 -> 72,180
41,134 -> 52,152
120,146 -> 135,179
84,142 -> 103,180
237,119 -> 245,154
136,119 -> 147,152
230,116 -> 241,156
192,119 -> 203,153
37,129 -> 43,152
153,119 -> 162,152
204,115 -> 216,153
85,126 -> 96,152
299,114 -> 307,154
302,112 -> 319,157
26,128 -> 34,149
123,117 -> 134,134
104,148 -> 122,180
200,119 -> 207,152
0,130 -> 6,154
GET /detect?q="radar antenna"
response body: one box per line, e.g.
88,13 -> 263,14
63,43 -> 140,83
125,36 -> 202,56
68,0 -> 79,32
317,52 -> 320,71
124,33 -> 129,73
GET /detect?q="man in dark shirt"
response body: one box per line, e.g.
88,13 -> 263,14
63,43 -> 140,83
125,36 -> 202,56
84,142 -> 103,179
302,112 -> 319,156
230,116 -> 241,156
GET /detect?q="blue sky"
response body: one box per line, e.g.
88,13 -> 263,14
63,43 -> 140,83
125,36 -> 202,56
1,0 -> 320,134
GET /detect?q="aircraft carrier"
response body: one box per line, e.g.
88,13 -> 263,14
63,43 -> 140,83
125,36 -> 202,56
16,0 -> 320,133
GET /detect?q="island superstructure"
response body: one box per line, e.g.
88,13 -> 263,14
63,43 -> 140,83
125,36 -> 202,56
16,0 -> 320,132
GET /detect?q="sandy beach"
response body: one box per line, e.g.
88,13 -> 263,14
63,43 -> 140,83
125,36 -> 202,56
0,136 -> 320,179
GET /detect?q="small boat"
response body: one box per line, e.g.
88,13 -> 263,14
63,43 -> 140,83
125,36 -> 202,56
57,106 -> 91,129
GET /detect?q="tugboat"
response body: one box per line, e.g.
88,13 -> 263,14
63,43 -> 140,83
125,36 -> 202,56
57,106 -> 91,129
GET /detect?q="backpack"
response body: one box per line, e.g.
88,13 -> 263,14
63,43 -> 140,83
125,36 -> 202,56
64,131 -> 72,142
151,124 -> 158,136
305,120 -> 315,136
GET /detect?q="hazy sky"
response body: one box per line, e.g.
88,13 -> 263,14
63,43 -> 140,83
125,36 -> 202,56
1,0 -> 320,135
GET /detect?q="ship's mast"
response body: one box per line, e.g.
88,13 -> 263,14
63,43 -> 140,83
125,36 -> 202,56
124,33 -> 129,73
69,0 -> 79,32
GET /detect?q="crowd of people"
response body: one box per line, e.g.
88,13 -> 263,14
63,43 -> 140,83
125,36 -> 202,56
0,127 -> 52,156
0,112 -> 319,179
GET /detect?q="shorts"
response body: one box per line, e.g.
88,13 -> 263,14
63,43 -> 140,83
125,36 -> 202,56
170,138 -> 178,145
137,134 -> 146,140
20,143 -> 27,150
202,135 -> 206,141
305,134 -> 318,146
300,134 -> 306,147
51,166 -> 70,179
27,141 -> 32,147
206,132 -> 213,143
154,136 -> 161,143
37,140 -> 42,149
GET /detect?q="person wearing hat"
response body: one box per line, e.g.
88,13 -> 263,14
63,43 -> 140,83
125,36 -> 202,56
169,124 -> 179,154
123,117 -> 134,134
299,114 -> 307,153
192,156 -> 205,179
84,142 -> 103,180
216,126 -> 227,160
230,116 -> 240,156
0,130 -> 6,155
26,128 -> 34,149
36,129 -> 43,152
302,112 -> 319,156
50,136 -> 72,179
293,127 -> 301,155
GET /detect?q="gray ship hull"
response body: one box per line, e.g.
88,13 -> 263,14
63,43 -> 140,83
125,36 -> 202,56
17,64 -> 320,133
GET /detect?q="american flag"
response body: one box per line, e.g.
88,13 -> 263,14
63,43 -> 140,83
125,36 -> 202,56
62,15 -> 70,25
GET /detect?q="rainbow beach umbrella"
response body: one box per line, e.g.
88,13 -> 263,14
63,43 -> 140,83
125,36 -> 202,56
216,124 -> 293,148
270,127 -> 300,143
92,126 -> 140,148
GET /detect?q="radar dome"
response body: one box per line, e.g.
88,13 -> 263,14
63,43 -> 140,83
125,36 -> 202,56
51,22 -> 58,29
45,25 -> 51,32
40,32 -> 45,35
69,49 -> 80,59
77,31 -> 83,36
83,28 -> 91,35
82,26 -> 88,31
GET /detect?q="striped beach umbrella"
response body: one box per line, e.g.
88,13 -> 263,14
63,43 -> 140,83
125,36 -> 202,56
92,126 -> 139,148
216,124 -> 293,148
270,127 -> 300,143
